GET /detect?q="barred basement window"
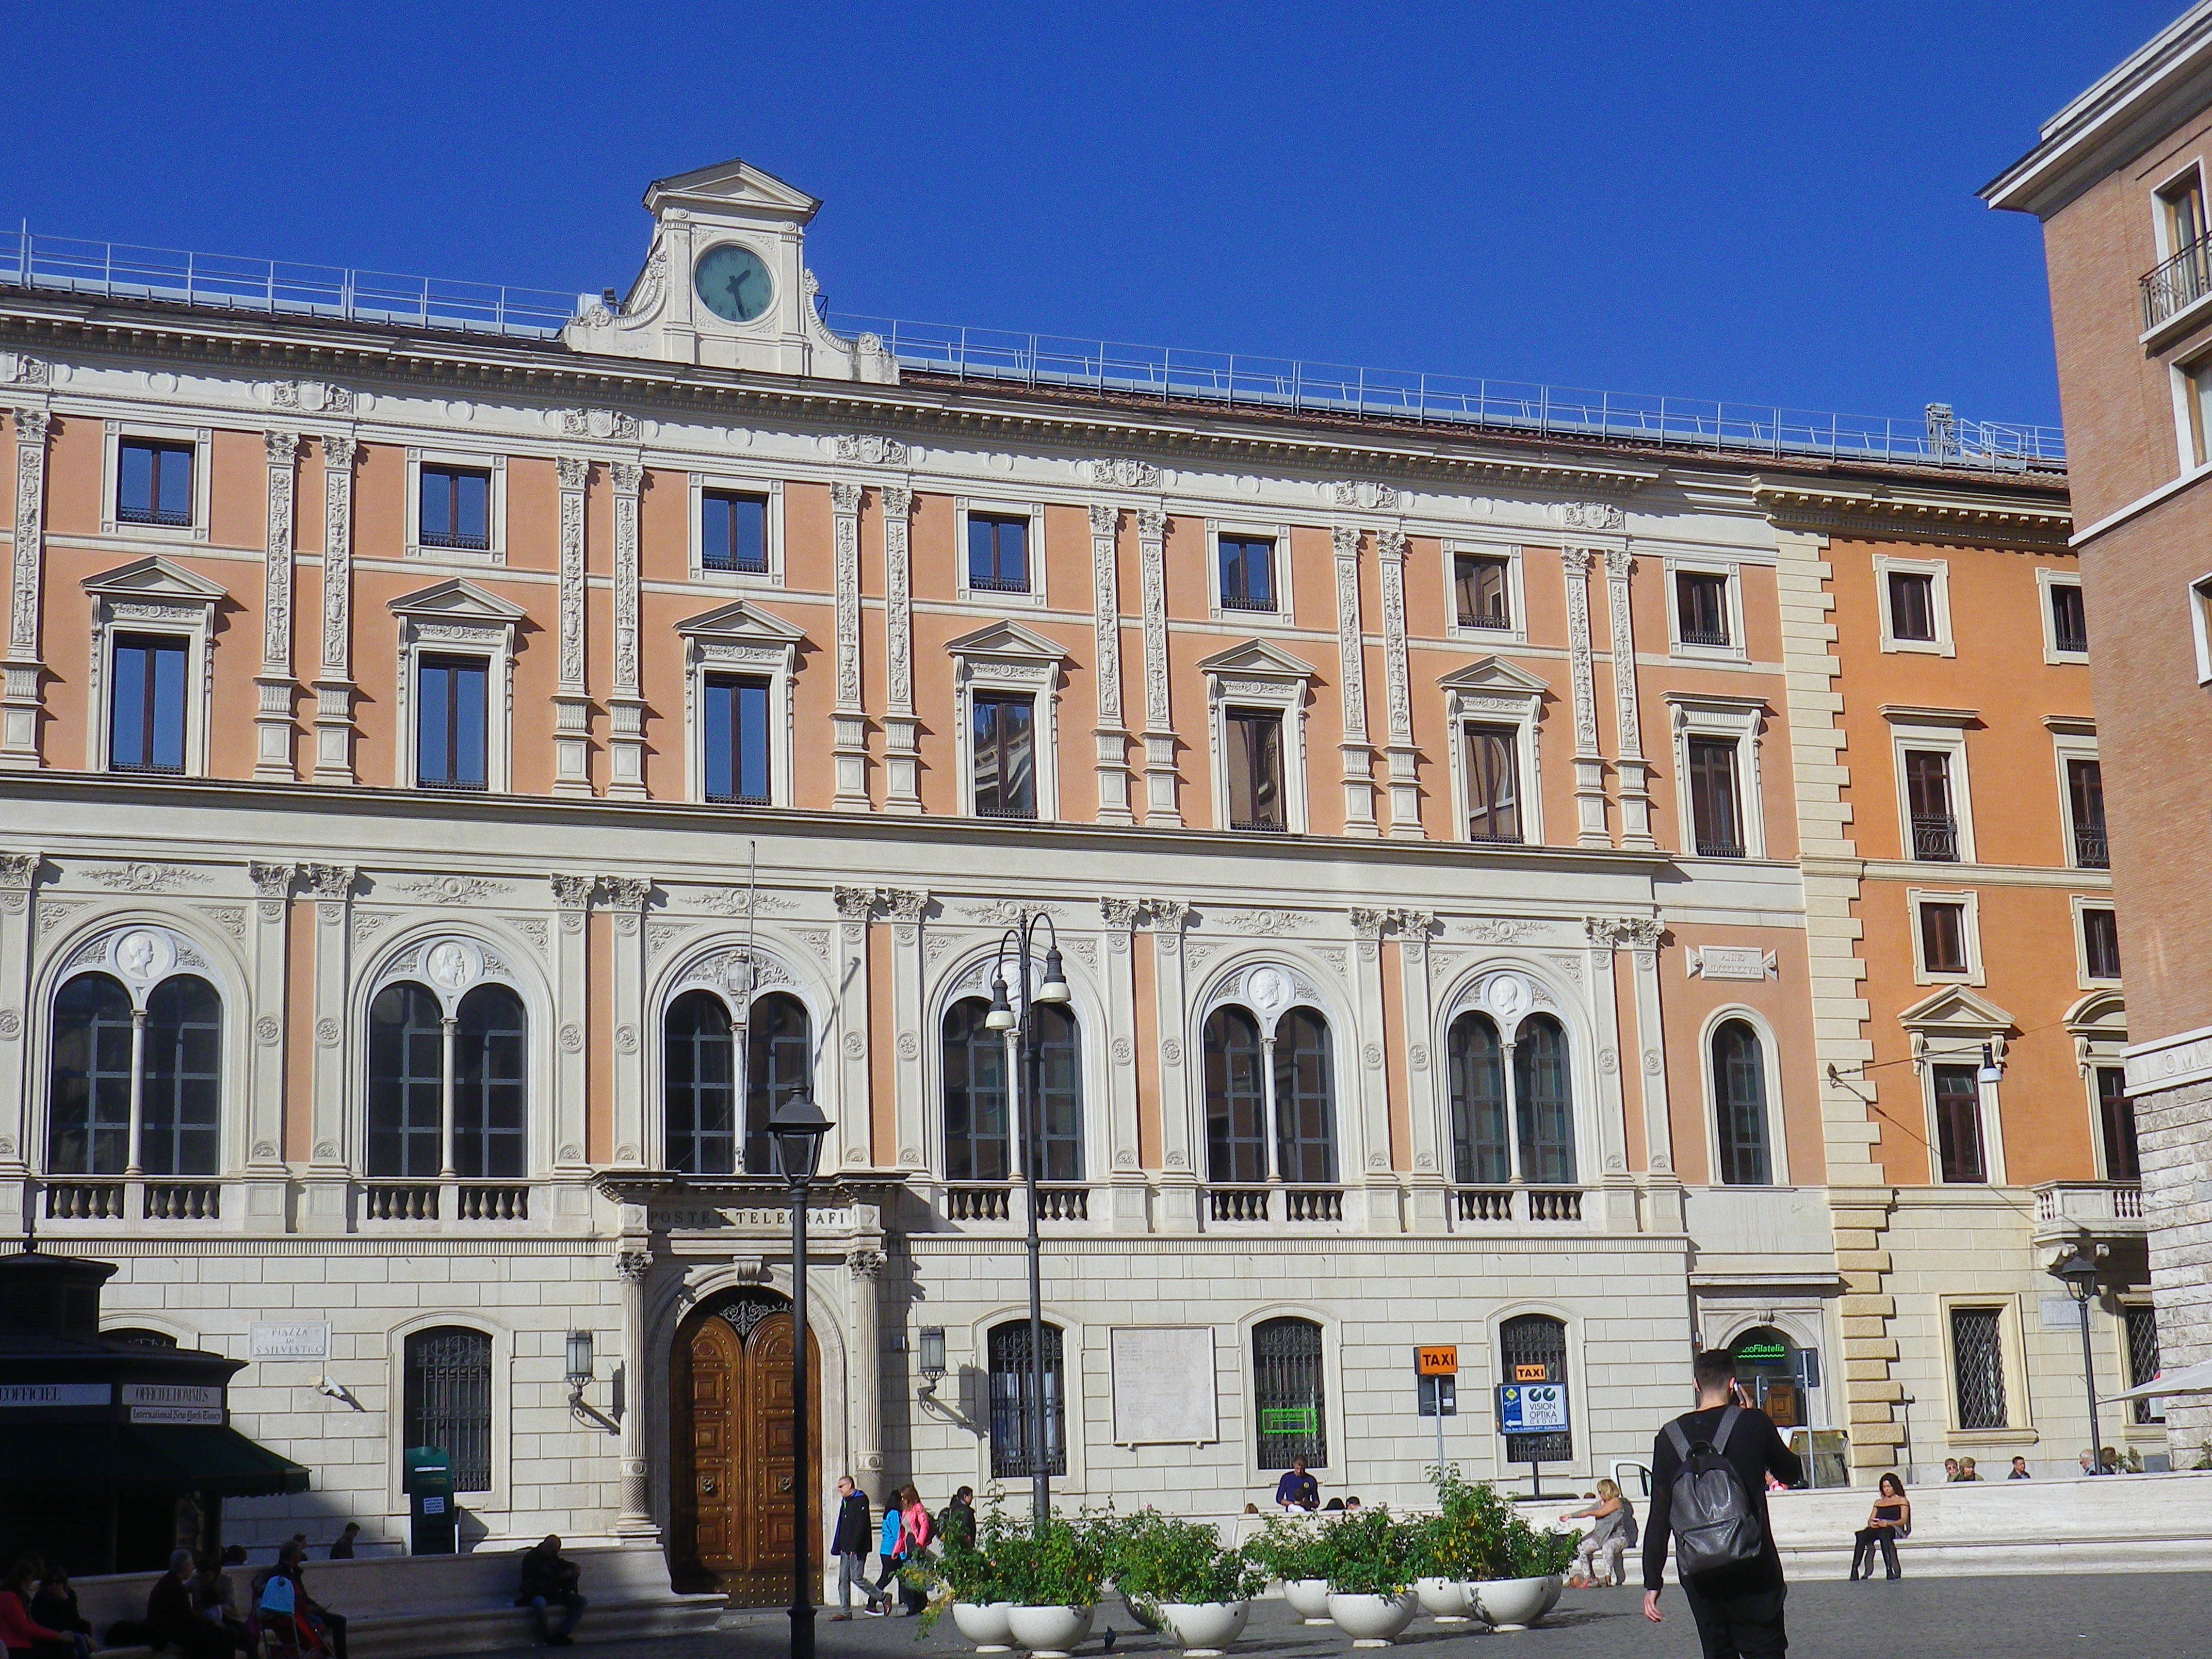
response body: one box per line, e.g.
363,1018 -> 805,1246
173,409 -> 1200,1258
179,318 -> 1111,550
1253,1316 -> 1327,1470
1950,1306 -> 2007,1431
2127,1304 -> 2165,1427
1500,1313 -> 1572,1463
987,1320 -> 1066,1479
404,1325 -> 493,1491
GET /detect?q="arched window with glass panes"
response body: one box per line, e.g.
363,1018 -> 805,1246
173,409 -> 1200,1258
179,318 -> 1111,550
403,1325 -> 494,1491
941,997 -> 1082,1183
47,927 -> 224,1181
1710,1018 -> 1772,1186
1201,1001 -> 1338,1197
661,979 -> 813,1175
986,1318 -> 1067,1478
364,941 -> 529,1183
1445,1007 -> 1576,1189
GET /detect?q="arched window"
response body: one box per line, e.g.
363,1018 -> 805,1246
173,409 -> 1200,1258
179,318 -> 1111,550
106,1327 -> 178,1349
141,976 -> 221,1176
1203,1005 -> 1267,1184
367,983 -> 445,1178
1512,1014 -> 1575,1185
665,989 -> 737,1176
944,998 -> 1010,1182
454,984 -> 527,1179
1253,1316 -> 1328,1470
1030,1002 -> 1083,1182
987,1319 -> 1066,1478
1711,1019 -> 1772,1186
1447,1011 -> 1510,1184
403,1325 -> 493,1492
1274,1010 -> 1337,1185
1499,1313 -> 1571,1464
47,973 -> 135,1174
745,991 -> 812,1176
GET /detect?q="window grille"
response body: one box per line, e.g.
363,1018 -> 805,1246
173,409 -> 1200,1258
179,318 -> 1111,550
1253,1316 -> 1327,1470
1950,1307 -> 2007,1431
1500,1314 -> 1571,1462
404,1326 -> 494,1491
987,1320 -> 1066,1478
2126,1305 -> 2164,1426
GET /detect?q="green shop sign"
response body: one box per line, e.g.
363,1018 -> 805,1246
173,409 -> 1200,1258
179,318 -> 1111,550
1262,1407 -> 1320,1434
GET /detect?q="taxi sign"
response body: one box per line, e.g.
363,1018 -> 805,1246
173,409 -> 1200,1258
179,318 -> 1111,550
1514,1362 -> 1549,1383
1414,1345 -> 1458,1377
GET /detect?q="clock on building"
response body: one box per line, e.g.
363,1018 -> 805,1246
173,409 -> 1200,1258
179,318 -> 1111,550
693,243 -> 773,323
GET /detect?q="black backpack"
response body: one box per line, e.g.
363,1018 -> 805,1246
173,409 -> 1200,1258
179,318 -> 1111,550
1664,1404 -> 1764,1574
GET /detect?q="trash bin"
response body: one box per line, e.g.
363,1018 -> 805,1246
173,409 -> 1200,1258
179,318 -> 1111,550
403,1445 -> 456,1556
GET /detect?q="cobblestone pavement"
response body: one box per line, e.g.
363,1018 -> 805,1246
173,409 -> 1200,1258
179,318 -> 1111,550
506,1573 -> 2212,1659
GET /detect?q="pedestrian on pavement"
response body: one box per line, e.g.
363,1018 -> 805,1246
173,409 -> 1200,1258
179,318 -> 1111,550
2007,1457 -> 2031,1480
1642,1352 -> 1803,1658
1273,1456 -> 1320,1511
327,1526 -> 360,1562
28,1562 -> 91,1655
828,1477 -> 883,1621
871,1491 -> 905,1611
1563,1479 -> 1636,1586
2079,1450 -> 2097,1474
896,1487 -> 934,1616
936,1486 -> 977,1552
1848,1474 -> 1911,1581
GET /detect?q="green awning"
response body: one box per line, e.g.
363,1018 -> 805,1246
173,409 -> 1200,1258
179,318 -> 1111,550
0,1424 -> 311,1496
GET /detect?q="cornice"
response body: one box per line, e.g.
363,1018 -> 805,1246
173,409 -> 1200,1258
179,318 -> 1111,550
1752,479 -> 2073,551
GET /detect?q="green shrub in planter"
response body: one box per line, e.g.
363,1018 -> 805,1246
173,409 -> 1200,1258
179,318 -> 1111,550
1311,1507 -> 1420,1598
1104,1511 -> 1268,1619
1504,1521 -> 1581,1580
902,1503 -> 1110,1631
1423,1463 -> 1518,1580
1245,1515 -> 1330,1585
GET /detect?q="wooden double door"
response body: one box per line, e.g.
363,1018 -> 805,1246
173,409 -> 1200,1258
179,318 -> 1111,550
672,1297 -> 822,1602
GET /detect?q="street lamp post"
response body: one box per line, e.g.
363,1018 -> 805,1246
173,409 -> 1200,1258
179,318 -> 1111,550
2054,1246 -> 2104,1474
771,1091 -> 833,1659
984,913 -> 1070,1531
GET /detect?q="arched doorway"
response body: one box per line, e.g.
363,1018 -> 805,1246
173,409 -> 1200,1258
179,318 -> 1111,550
672,1289 -> 821,1602
1729,1326 -> 1805,1428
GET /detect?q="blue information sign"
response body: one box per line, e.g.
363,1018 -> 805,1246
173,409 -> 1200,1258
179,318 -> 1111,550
1496,1380 -> 1568,1433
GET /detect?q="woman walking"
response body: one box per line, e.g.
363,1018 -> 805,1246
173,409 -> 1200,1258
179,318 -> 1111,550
1849,1473 -> 1911,1581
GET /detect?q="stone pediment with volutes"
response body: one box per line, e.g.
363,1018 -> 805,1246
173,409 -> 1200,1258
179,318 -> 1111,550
644,157 -> 823,221
1898,986 -> 2014,1068
1196,639 -> 1317,681
1437,655 -> 1551,708
83,555 -> 228,605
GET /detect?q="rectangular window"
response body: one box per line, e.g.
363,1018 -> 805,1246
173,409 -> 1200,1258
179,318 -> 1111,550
1463,723 -> 1522,843
1905,750 -> 1958,860
701,490 -> 769,574
2164,173 -> 2207,256
2099,1066 -> 2140,1183
2068,758 -> 2108,869
1686,736 -> 1744,858
971,692 -> 1036,819
2127,1304 -> 2164,1426
968,513 -> 1031,594
2186,359 -> 2212,469
1933,1063 -> 1987,1183
702,673 -> 772,804
1920,900 -> 1969,975
117,439 -> 196,528
2050,582 -> 2088,655
1226,709 -> 1285,831
417,654 -> 489,790
2083,906 -> 2122,981
1888,570 -> 1938,643
1676,571 -> 1731,647
419,465 -> 492,550
109,633 -> 188,773
1454,554 -> 1511,629
1219,535 -> 1277,612
1950,1306 -> 2008,1429
987,1322 -> 1067,1478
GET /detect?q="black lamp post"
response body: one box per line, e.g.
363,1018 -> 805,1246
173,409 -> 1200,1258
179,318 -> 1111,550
2053,1245 -> 2104,1474
984,913 -> 1070,1531
772,1089 -> 833,1659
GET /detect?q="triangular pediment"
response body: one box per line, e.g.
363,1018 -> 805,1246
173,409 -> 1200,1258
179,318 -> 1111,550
1196,638 -> 1317,679
945,620 -> 1068,662
1437,655 -> 1551,696
388,579 -> 528,623
82,556 -> 227,603
644,158 -> 820,222
675,598 -> 808,644
1898,985 -> 2014,1034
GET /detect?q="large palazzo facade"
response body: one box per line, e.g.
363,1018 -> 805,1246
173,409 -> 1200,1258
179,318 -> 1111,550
0,161 -> 2148,1584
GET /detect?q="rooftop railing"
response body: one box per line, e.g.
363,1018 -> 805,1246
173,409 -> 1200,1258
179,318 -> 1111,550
0,223 -> 2068,474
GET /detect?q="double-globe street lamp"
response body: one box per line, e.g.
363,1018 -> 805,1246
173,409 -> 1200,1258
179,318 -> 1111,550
770,1090 -> 834,1659
983,912 -> 1071,1530
2052,1245 -> 2105,1474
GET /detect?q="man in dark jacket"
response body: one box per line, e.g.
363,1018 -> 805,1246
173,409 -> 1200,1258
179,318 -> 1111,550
145,1551 -> 234,1659
1642,1351 -> 1802,1659
936,1486 -> 977,1551
514,1537 -> 585,1647
829,1477 -> 884,1619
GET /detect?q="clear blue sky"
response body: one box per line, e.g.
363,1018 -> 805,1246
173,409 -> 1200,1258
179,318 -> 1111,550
4,2 -> 2186,427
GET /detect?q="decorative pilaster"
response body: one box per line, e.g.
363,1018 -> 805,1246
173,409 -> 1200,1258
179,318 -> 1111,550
1089,506 -> 1134,824
847,1248 -> 887,1477
1561,547 -> 1609,846
881,485 -> 921,813
0,853 -> 40,1215
243,863 -> 295,1223
547,871 -> 597,1174
612,1246 -> 659,1538
1604,550 -> 1656,848
3,408 -> 53,769
1135,510 -> 1180,825
831,482 -> 870,809
881,888 -> 929,1176
607,463 -> 647,800
255,433 -> 302,780
1332,527 -> 1379,836
1377,530 -> 1422,837
312,436 -> 359,784
600,875 -> 653,1170
1348,908 -> 1400,1232
301,864 -> 356,1230
1100,897 -> 1145,1229
833,887 -> 877,1170
552,457 -> 595,796
1146,899 -> 1197,1229
1395,910 -> 1447,1229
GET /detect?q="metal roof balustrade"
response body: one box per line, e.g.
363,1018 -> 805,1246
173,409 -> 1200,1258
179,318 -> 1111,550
2,223 -> 2067,475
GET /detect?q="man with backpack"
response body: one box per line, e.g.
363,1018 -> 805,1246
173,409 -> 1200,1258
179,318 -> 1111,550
1642,1350 -> 1803,1657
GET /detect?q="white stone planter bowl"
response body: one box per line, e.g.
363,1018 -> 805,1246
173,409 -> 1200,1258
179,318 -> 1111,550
1414,1576 -> 1471,1620
1539,1575 -> 1564,1615
1284,1577 -> 1333,1624
1474,1576 -> 1557,1631
1159,1600 -> 1251,1655
951,1601 -> 1017,1652
1004,1603 -> 1095,1657
1118,1591 -> 1162,1633
1327,1590 -> 1419,1647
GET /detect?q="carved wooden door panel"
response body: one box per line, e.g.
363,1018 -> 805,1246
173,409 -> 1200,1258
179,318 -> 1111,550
681,1314 -> 741,1582
673,1300 -> 821,1604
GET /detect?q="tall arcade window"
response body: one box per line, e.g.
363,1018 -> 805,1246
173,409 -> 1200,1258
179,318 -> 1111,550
1463,724 -> 1522,843
703,674 -> 773,804
1499,1314 -> 1572,1463
416,655 -> 490,791
1512,1015 -> 1576,1186
1202,1006 -> 1268,1185
109,634 -> 188,774
944,997 -> 1012,1183
1446,1012 -> 1510,1184
987,1320 -> 1066,1478
366,975 -> 530,1179
1253,1316 -> 1328,1470
47,970 -> 222,1176
452,986 -> 527,1180
701,489 -> 770,574
661,989 -> 814,1175
1201,1004 -> 1337,1186
971,693 -> 1037,820
419,464 -> 491,551
1932,1064 -> 1987,1184
117,438 -> 194,527
1226,710 -> 1286,831
1710,1019 -> 1772,1186
404,1326 -> 494,1491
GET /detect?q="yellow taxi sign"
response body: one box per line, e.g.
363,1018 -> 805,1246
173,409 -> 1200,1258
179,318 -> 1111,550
1414,1345 -> 1458,1377
1514,1362 -> 1549,1384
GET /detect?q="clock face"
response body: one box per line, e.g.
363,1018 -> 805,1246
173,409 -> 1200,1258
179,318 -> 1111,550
694,244 -> 773,324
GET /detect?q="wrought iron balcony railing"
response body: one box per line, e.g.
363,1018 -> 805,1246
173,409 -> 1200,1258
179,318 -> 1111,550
2142,237 -> 2212,331
1911,813 -> 1959,861
2075,825 -> 2110,869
